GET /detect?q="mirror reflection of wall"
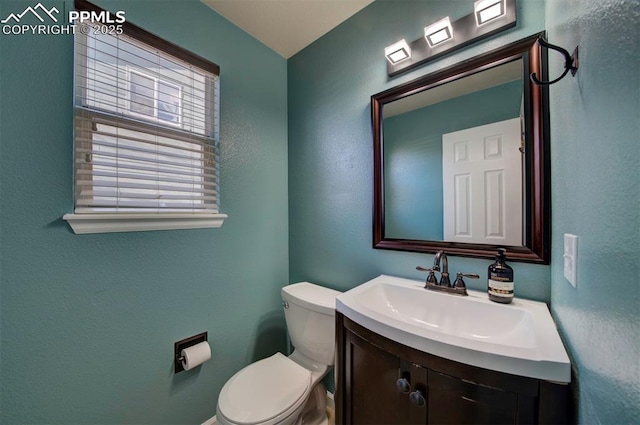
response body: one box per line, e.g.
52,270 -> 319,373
383,59 -> 523,245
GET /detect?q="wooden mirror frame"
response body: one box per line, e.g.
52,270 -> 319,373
372,33 -> 550,264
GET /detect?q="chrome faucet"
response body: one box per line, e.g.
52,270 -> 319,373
416,250 -> 479,296
432,250 -> 450,287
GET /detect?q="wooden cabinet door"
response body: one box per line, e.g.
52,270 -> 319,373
346,331 -> 427,424
426,370 -> 520,424
337,314 -> 562,425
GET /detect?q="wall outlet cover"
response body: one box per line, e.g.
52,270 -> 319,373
563,234 -> 578,288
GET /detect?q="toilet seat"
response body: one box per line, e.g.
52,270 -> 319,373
217,353 -> 312,425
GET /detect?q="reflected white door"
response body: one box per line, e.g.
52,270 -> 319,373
442,118 -> 523,245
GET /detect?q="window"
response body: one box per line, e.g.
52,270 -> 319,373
128,70 -> 182,125
63,0 -> 226,234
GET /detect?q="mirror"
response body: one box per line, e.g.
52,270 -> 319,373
373,34 -> 550,263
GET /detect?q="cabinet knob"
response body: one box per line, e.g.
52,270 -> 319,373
409,390 -> 426,408
396,378 -> 411,394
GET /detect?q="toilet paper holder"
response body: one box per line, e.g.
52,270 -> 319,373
174,331 -> 208,373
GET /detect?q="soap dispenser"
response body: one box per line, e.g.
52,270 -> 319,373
487,248 -> 514,304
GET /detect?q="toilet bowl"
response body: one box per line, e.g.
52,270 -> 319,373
216,282 -> 341,425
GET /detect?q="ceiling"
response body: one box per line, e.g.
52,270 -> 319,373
202,0 -> 374,59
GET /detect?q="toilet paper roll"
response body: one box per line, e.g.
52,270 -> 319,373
181,341 -> 211,371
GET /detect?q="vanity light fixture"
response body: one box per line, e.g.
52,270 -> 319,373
385,0 -> 517,77
474,0 -> 505,26
385,39 -> 412,65
424,17 -> 453,47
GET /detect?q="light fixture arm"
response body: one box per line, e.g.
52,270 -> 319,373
530,37 -> 579,86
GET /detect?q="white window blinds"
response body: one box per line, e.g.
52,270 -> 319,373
72,16 -> 220,216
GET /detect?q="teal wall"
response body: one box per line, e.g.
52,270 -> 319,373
384,80 -> 522,240
545,0 -> 640,423
0,1 -> 288,423
3,0 -> 639,424
288,0 -> 550,301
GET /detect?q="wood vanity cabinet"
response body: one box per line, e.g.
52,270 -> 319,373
335,312 -> 569,424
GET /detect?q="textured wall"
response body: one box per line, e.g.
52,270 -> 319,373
288,0 -> 550,300
545,0 -> 640,423
0,1 -> 288,423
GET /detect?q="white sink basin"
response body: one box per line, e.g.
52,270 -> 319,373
336,275 -> 571,383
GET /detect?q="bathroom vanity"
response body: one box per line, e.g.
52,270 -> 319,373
334,275 -> 570,424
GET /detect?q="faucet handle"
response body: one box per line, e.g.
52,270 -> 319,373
416,266 -> 438,286
453,272 -> 479,289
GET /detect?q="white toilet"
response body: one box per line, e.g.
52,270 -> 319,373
216,282 -> 341,425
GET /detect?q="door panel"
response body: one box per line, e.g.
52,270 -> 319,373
443,118 -> 523,245
348,332 -> 427,424
427,370 -> 518,424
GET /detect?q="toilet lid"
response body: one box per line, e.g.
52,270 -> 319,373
218,353 -> 312,425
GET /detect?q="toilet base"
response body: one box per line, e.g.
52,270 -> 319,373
298,382 -> 327,425
207,390 -> 334,425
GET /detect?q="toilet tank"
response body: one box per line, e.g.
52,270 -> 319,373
282,282 -> 341,366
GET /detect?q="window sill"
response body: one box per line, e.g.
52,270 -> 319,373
62,213 -> 228,234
